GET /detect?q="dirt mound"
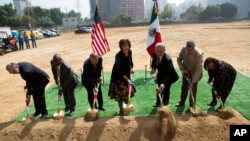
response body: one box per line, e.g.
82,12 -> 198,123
0,109 -> 249,141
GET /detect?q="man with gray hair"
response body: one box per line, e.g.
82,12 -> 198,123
175,40 -> 203,108
150,42 -> 179,107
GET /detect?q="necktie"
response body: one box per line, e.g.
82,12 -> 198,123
57,65 -> 61,88
157,57 -> 161,66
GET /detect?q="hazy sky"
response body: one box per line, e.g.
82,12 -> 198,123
0,0 -> 185,18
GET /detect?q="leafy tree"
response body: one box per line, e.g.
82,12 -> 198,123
220,3 -> 237,19
115,13 -> 132,24
22,14 -> 35,28
50,8 -> 63,25
180,4 -> 204,21
199,5 -> 220,21
159,4 -> 172,19
0,3 -> 22,27
36,16 -> 55,28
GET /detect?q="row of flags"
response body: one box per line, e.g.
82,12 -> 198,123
91,0 -> 161,57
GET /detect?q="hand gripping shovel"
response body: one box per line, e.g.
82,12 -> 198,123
151,72 -> 163,108
188,85 -> 202,115
208,83 -> 228,112
123,83 -> 134,115
84,83 -> 100,121
22,96 -> 30,121
185,75 -> 201,115
53,95 -> 65,120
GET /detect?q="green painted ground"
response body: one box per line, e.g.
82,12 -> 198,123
14,70 -> 250,121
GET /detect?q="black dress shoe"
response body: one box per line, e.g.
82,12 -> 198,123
64,107 -> 70,112
68,110 -> 75,116
207,101 -> 217,106
99,107 -> 105,111
175,102 -> 184,107
31,112 -> 40,117
40,114 -> 48,120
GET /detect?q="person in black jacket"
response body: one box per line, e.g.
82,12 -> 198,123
108,39 -> 136,115
204,57 -> 237,110
82,53 -> 105,111
150,42 -> 179,107
51,54 -> 79,116
6,62 -> 49,119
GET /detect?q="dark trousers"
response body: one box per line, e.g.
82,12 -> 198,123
63,88 -> 76,111
32,78 -> 49,115
63,83 -> 77,111
86,85 -> 103,109
31,40 -> 37,48
179,76 -> 198,107
156,83 -> 171,106
25,41 -> 30,49
19,42 -> 24,50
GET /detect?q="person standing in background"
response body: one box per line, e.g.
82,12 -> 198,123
18,33 -> 24,50
30,30 -> 37,48
23,32 -> 30,49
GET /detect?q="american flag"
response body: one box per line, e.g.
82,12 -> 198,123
91,5 -> 110,56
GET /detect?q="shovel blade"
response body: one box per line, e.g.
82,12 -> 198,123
190,105 -> 202,115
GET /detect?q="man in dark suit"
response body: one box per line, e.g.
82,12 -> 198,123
150,43 -> 179,107
51,54 -> 79,116
6,62 -> 50,119
82,53 -> 105,111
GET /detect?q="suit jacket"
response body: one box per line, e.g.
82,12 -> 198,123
51,60 -> 78,93
18,62 -> 49,95
177,46 -> 203,83
82,57 -> 102,89
151,53 -> 179,85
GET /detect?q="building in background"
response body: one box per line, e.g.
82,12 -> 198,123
13,0 -> 31,16
208,0 -> 250,19
89,0 -> 144,22
62,17 -> 79,28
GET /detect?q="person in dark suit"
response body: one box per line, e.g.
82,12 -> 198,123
82,53 -> 105,111
6,62 -> 50,119
150,42 -> 179,107
51,54 -> 79,116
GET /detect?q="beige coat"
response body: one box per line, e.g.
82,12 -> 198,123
177,46 -> 203,83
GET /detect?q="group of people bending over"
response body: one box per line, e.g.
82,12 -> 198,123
5,39 -> 237,119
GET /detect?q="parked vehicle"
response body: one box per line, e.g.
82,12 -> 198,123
74,27 -> 89,34
49,29 -> 60,36
11,30 -> 19,39
0,31 -> 18,55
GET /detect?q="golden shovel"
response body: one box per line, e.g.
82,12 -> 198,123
53,95 -> 65,120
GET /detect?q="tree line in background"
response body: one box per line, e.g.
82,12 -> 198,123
181,3 -> 239,21
0,3 -> 81,28
1,2 -> 249,28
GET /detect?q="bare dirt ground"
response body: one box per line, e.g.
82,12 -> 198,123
0,21 -> 250,140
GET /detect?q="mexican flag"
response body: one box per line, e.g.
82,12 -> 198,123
146,0 -> 162,57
